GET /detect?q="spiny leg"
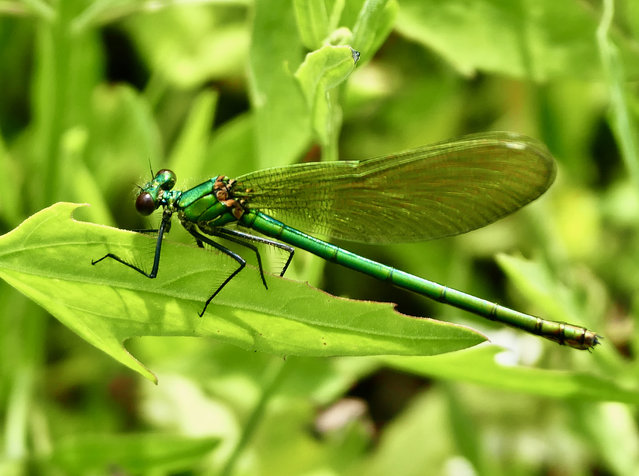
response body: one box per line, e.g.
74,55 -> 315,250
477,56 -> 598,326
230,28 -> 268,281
185,226 -> 247,317
214,227 -> 295,278
91,212 -> 172,278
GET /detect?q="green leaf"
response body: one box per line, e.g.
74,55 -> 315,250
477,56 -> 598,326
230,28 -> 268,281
295,45 -> 359,152
60,126 -> 114,228
294,0 -> 331,49
205,113 -> 257,178
495,253 -> 601,330
167,89 -> 219,178
597,0 -> 639,188
249,0 -> 311,168
0,203 -> 485,382
0,132 -> 24,226
396,0 -> 639,80
87,83 -> 163,197
123,4 -> 249,88
30,6 -> 103,206
50,433 -> 219,474
351,0 -> 398,63
383,346 -> 639,403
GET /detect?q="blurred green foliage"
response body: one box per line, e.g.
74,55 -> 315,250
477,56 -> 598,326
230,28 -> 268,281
1,0 -> 639,474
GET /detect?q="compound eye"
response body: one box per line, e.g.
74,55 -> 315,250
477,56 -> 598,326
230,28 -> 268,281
135,192 -> 156,216
156,169 -> 177,190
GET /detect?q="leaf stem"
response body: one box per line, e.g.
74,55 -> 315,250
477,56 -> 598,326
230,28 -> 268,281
3,307 -> 46,462
596,0 -> 639,189
220,357 -> 289,476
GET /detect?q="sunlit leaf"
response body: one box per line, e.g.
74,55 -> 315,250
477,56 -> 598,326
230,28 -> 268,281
0,203 -> 485,382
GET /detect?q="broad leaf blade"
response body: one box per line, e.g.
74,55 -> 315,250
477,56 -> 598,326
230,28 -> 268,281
0,203 -> 485,382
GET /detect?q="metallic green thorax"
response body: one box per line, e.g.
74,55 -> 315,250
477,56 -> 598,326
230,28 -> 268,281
176,176 -> 234,224
142,174 -> 239,227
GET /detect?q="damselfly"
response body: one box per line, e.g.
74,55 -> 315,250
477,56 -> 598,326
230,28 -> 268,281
93,132 -> 600,350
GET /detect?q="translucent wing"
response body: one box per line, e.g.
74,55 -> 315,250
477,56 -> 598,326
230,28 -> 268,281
234,132 -> 556,244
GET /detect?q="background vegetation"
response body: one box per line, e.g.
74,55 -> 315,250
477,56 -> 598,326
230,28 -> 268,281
1,0 -> 638,474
